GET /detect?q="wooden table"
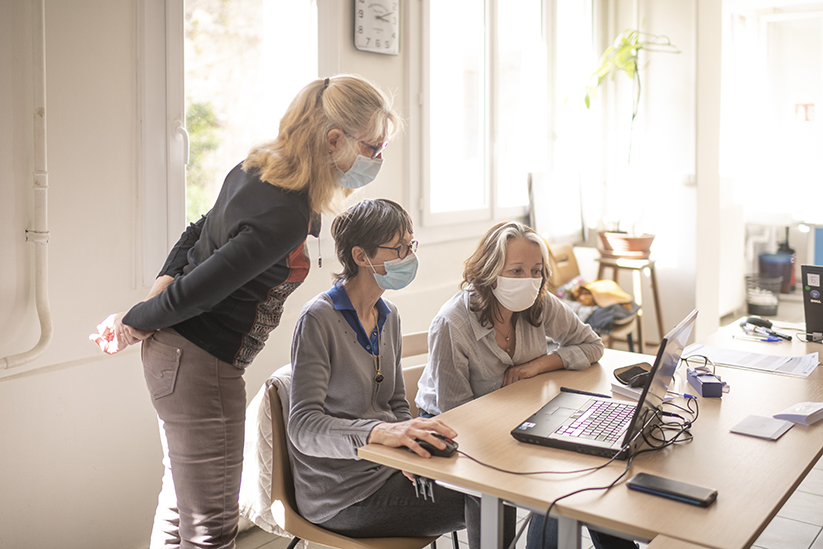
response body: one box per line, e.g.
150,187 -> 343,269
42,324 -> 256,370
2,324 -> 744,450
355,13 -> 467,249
360,349 -> 823,549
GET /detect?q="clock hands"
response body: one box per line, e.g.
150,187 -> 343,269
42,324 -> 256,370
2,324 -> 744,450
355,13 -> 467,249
375,12 -> 394,22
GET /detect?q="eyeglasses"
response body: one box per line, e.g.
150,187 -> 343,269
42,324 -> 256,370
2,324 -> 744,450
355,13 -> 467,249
346,133 -> 388,159
680,354 -> 716,376
377,240 -> 418,259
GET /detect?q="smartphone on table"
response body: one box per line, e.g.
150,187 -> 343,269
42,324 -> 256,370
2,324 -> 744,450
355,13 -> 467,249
627,473 -> 718,507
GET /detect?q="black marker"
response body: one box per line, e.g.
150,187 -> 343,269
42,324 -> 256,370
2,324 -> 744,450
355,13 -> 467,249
560,386 -> 611,399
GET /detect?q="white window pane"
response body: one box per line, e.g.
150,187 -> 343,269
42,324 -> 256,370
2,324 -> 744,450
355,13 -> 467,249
429,0 -> 487,214
550,0 -> 595,237
496,0 -> 546,208
185,0 -> 317,223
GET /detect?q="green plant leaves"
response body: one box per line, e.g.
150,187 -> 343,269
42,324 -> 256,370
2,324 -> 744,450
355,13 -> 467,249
583,28 -> 678,110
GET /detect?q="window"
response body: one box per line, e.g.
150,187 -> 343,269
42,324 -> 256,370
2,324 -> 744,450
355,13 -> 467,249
184,0 -> 318,223
721,5 -> 823,225
420,0 -> 549,227
139,0 -> 318,287
542,0 -> 598,242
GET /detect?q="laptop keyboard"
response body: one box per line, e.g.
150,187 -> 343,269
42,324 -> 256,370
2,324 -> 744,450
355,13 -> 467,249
555,399 -> 635,443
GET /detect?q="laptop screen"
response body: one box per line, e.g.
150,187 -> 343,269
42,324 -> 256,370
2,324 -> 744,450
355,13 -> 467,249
622,309 -> 699,447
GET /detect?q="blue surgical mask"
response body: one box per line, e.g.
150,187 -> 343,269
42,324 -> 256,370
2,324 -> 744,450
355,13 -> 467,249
336,154 -> 383,189
367,252 -> 419,290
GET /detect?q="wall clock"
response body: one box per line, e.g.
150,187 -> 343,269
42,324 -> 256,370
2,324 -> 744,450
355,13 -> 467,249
354,0 -> 400,55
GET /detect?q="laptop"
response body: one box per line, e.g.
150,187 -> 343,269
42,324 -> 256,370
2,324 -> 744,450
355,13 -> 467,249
801,265 -> 823,341
511,309 -> 698,460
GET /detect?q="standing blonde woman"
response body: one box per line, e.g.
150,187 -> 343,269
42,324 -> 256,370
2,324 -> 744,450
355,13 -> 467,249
90,75 -> 400,549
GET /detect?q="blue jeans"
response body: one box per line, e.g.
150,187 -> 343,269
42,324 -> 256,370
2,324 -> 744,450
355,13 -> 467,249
527,514 -> 638,549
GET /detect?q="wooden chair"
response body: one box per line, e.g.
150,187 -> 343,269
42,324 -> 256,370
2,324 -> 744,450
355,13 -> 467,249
401,331 -> 429,418
547,242 -> 643,353
267,377 -> 439,549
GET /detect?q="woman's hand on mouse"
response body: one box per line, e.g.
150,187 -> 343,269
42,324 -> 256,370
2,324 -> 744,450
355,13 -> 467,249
367,417 -> 457,458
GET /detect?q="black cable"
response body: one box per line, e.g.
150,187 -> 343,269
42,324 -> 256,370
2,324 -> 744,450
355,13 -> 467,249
533,402 -> 699,549
455,447 -> 625,476
457,398 -> 699,549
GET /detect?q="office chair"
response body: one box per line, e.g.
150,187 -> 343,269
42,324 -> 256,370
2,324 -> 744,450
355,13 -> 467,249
547,242 -> 643,353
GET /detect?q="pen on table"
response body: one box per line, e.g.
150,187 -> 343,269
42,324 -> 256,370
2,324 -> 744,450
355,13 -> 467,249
743,323 -> 792,341
560,386 -> 612,399
733,334 -> 780,343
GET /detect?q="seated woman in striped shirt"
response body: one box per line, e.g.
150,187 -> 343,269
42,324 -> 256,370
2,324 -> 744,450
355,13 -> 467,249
415,221 -> 636,549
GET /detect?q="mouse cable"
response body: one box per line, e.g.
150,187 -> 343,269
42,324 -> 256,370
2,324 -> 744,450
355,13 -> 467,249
455,447 -> 623,476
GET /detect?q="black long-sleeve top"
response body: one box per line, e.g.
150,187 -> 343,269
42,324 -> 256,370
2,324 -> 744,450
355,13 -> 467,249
123,163 -> 317,368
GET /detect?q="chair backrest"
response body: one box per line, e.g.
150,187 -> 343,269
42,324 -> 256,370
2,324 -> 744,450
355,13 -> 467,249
401,331 -> 428,359
268,384 -> 300,522
547,242 -> 581,289
267,380 -> 438,549
402,364 -> 426,418
401,331 -> 429,417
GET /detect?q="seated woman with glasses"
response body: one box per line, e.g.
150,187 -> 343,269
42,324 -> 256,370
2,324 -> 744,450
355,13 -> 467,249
287,199 -> 501,548
415,221 -> 637,549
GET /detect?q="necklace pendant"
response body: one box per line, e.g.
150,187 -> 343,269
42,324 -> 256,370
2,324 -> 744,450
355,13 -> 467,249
375,373 -> 384,383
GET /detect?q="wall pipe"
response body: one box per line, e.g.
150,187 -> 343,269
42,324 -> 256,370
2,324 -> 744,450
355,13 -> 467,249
1,0 -> 53,371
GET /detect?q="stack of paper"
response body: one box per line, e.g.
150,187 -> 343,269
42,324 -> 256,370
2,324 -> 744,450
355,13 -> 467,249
773,402 -> 823,426
610,383 -> 673,402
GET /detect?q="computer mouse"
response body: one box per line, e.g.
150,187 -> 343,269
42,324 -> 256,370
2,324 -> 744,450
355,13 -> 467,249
413,433 -> 458,457
744,316 -> 773,329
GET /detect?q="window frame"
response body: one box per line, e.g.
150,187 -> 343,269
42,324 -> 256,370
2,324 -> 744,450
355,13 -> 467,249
409,0 -> 551,242
138,0 -> 186,289
138,0 -> 328,289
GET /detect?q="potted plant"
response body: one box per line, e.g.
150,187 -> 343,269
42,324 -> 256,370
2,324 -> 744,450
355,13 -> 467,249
584,28 -> 679,257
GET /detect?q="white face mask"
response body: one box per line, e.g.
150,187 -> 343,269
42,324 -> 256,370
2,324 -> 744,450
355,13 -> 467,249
336,154 -> 383,189
492,276 -> 542,312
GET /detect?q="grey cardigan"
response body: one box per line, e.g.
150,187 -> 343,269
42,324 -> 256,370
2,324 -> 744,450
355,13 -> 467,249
415,289 -> 605,415
287,292 -> 411,524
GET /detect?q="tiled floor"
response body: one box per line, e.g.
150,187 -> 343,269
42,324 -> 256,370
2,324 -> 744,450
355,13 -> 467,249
238,297 -> 821,549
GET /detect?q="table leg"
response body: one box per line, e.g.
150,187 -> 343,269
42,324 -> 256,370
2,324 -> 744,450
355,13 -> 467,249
648,265 -> 664,341
632,269 -> 644,354
480,493 -> 503,549
557,515 -> 582,549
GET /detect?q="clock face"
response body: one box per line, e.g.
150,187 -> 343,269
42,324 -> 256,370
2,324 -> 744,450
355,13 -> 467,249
354,0 -> 400,55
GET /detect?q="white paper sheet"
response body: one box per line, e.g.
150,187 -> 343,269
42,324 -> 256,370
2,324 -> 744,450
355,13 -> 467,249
730,415 -> 794,440
683,343 -> 820,377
